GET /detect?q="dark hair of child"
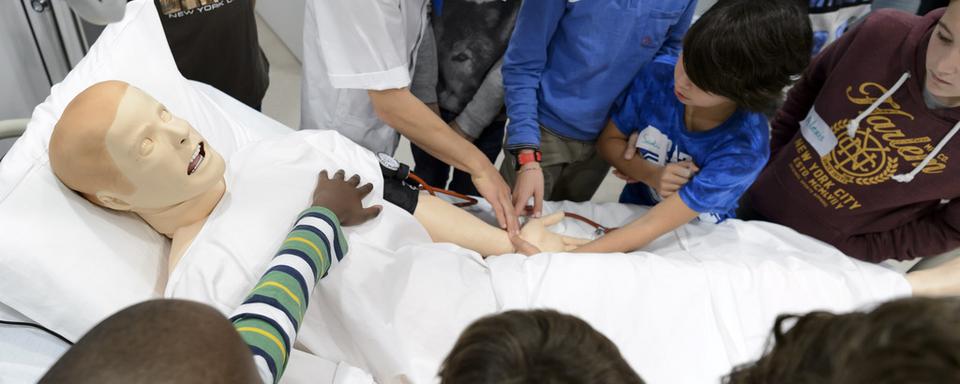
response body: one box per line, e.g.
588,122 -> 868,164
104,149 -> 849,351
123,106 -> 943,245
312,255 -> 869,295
726,297 -> 960,384
439,309 -> 645,384
683,0 -> 813,114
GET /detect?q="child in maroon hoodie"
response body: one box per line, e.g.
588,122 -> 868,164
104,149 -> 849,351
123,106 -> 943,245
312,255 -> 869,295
742,4 -> 960,263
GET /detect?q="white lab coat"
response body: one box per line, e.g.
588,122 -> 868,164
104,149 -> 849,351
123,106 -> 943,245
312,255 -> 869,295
301,0 -> 430,155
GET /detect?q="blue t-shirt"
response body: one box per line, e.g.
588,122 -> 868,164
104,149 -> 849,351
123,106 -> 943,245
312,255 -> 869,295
611,55 -> 770,223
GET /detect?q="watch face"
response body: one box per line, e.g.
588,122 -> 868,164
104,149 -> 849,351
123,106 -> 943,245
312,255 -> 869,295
378,152 -> 400,171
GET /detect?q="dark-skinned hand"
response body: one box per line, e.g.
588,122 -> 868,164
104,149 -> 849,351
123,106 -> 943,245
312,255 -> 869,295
312,170 -> 382,226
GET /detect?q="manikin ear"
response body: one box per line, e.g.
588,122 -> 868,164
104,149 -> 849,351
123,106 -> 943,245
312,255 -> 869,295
94,191 -> 132,211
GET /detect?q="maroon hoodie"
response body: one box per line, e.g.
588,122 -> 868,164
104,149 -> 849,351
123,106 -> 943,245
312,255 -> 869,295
746,9 -> 960,262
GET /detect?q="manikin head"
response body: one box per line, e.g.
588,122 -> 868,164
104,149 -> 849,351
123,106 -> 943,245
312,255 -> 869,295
926,0 -> 960,106
49,80 -> 225,214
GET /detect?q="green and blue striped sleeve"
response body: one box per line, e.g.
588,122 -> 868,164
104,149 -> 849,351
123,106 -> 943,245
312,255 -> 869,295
228,207 -> 348,384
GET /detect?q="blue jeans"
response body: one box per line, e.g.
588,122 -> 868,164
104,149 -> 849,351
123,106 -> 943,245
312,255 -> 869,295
410,110 -> 505,196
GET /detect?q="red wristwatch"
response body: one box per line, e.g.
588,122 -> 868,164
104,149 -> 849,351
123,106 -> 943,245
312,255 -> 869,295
515,150 -> 542,170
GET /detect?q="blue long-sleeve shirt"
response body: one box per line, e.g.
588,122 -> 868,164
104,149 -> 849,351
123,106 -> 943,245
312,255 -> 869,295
502,0 -> 696,150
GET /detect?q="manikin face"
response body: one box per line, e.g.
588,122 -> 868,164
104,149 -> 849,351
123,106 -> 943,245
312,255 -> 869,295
102,86 -> 225,210
926,3 -> 960,106
673,53 -> 735,108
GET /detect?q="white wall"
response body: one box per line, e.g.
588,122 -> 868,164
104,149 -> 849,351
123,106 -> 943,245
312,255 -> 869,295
695,0 -> 717,16
255,0 -> 306,62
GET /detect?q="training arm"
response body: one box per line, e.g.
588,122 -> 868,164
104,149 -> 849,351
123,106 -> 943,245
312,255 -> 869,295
414,195 -> 587,256
229,207 -> 347,384
574,194 -> 698,254
501,0 -> 565,150
414,195 -> 514,256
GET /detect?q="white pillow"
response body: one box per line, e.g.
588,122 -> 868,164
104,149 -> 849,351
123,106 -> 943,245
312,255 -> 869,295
0,0 -> 284,341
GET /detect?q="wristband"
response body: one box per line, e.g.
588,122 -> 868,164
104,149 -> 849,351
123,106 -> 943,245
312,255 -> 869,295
514,150 -> 542,171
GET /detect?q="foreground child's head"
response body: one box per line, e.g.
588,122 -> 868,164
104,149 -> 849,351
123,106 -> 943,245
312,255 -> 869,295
676,0 -> 812,113
726,297 -> 960,384
439,309 -> 645,384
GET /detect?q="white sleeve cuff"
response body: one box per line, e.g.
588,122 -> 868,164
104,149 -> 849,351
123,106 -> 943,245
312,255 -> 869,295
328,66 -> 411,91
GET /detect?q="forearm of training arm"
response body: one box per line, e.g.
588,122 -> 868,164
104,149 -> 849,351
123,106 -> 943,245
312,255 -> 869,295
369,88 -> 491,174
574,194 -> 698,253
414,194 -> 514,256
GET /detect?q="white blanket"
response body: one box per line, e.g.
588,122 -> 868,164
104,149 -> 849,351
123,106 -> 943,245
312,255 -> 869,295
168,131 -> 911,384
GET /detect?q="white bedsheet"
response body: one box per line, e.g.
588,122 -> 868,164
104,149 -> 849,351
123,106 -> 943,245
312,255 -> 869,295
167,131 -> 911,384
0,302 -> 70,384
485,206 -> 911,383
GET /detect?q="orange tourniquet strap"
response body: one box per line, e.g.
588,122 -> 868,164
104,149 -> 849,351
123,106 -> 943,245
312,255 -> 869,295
406,172 -> 478,208
524,206 -> 616,235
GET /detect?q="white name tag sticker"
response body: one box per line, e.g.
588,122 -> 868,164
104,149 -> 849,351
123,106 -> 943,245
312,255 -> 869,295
799,108 -> 838,157
636,125 -> 671,166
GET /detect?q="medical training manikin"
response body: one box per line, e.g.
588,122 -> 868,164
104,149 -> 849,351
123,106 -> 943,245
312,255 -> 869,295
46,81 -> 960,295
47,81 -> 587,271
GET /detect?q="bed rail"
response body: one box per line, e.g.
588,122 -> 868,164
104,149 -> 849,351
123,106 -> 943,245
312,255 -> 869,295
0,119 -> 28,140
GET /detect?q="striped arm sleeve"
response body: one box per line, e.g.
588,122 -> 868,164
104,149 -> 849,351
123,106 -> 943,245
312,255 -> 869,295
228,207 -> 347,384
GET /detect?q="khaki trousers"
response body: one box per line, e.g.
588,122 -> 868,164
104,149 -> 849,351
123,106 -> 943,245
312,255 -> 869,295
501,126 -> 610,202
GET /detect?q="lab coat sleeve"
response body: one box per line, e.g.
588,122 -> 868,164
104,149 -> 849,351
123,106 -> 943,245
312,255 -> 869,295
310,0 -> 412,90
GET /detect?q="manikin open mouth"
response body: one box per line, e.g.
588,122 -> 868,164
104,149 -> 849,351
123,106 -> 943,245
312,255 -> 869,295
187,142 -> 205,175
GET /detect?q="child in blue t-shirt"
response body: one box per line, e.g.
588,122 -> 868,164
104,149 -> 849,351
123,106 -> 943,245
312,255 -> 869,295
614,54 -> 770,224
574,0 -> 814,254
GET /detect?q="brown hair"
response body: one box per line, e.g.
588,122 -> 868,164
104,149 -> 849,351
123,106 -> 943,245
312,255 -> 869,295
439,309 -> 645,384
725,297 -> 960,384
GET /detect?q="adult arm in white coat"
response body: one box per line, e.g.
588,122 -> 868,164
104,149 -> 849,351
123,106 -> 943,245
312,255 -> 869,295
368,88 -> 518,235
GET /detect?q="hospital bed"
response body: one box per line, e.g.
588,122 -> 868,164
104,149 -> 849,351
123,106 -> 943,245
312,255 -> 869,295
0,1 -> 942,383
0,80 -> 310,383
0,119 -> 28,140
0,119 -> 27,162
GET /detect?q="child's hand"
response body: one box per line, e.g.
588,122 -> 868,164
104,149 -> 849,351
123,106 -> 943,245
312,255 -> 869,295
623,132 -> 640,160
516,212 -> 591,254
312,170 -> 382,226
612,169 -> 641,184
652,161 -> 700,199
